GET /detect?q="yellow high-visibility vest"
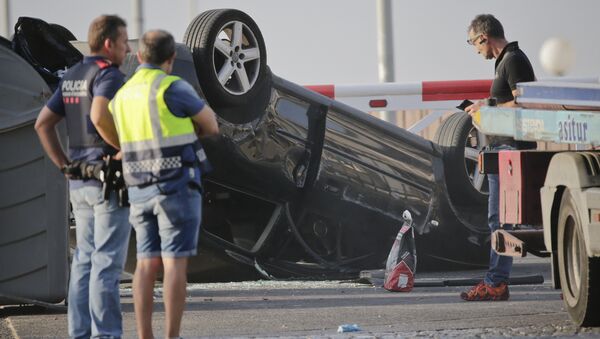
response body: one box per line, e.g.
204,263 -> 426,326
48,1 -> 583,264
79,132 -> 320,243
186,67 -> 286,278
109,67 -> 205,186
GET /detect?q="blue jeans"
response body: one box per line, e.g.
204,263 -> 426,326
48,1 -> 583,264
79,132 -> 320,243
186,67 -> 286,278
68,186 -> 131,339
484,145 -> 514,286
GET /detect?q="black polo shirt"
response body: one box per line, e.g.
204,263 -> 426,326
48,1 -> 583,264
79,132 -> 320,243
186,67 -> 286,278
491,41 -> 535,104
488,41 -> 536,148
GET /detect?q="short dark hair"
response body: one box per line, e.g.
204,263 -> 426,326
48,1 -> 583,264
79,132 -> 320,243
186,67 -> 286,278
139,30 -> 176,65
88,15 -> 127,53
468,14 -> 505,39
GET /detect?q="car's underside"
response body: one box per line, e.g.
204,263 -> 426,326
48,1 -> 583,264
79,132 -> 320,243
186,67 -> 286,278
1,11 -> 492,283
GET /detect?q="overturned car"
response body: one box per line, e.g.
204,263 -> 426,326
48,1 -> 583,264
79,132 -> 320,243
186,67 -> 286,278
1,10 -> 491,283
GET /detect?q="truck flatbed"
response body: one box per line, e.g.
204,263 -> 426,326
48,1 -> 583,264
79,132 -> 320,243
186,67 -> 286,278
472,82 -> 600,146
516,81 -> 600,107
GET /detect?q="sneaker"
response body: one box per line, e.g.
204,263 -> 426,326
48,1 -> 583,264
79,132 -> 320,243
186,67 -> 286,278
460,281 -> 509,301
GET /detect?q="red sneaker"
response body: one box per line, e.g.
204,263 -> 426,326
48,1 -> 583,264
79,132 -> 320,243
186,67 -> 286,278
460,281 -> 509,301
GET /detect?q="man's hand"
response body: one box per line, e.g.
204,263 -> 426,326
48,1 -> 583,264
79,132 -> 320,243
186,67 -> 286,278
465,100 -> 485,117
60,161 -> 81,179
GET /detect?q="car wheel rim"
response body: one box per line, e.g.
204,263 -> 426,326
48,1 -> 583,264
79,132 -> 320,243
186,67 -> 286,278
464,127 -> 488,194
564,215 -> 581,305
213,20 -> 261,95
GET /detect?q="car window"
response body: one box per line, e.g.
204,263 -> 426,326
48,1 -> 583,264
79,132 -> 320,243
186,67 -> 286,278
275,97 -> 309,127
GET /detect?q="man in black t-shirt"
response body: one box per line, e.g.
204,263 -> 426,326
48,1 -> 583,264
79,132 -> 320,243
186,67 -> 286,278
461,14 -> 536,301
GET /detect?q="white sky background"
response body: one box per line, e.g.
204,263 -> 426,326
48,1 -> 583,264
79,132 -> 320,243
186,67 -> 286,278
5,0 -> 600,85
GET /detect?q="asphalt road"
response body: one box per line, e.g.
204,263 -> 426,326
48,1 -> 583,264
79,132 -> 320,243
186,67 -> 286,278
2,256 -> 600,338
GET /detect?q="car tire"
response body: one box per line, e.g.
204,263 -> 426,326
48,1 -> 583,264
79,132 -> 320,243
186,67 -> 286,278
434,112 -> 488,208
557,188 -> 600,327
184,9 -> 270,121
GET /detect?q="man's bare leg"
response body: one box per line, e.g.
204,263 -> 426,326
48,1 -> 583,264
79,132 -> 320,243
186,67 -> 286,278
133,257 -> 162,339
162,257 -> 188,338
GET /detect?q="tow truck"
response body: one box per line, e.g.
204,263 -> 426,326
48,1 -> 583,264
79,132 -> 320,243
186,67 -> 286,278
472,81 -> 600,327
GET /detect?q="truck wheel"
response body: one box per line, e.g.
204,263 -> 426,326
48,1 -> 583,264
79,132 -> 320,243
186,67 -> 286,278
557,188 -> 600,327
183,9 -> 270,122
434,112 -> 488,206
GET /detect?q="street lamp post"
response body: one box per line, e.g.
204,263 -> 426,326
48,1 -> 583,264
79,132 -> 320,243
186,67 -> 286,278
376,0 -> 396,124
131,0 -> 143,38
0,0 -> 9,39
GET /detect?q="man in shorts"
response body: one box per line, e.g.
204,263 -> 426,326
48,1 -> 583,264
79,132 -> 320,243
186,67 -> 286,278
100,29 -> 219,338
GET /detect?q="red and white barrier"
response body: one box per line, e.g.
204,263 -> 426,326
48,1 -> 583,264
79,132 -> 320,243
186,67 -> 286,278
304,77 -> 599,134
305,79 -> 491,111
305,77 -> 599,112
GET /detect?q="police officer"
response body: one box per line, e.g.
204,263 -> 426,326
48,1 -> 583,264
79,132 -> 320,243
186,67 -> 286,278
100,30 -> 219,339
35,15 -> 131,338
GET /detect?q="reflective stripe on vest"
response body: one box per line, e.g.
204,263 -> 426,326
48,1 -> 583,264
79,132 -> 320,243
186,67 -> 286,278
110,68 -> 200,183
123,156 -> 182,173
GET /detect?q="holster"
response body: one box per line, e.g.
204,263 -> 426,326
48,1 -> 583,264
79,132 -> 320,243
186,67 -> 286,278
102,156 -> 129,207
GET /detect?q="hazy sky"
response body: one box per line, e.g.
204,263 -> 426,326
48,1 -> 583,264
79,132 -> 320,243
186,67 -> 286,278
4,0 -> 600,85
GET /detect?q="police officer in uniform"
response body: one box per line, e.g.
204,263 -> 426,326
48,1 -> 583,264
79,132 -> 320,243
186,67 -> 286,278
35,15 -> 131,338
99,30 -> 219,339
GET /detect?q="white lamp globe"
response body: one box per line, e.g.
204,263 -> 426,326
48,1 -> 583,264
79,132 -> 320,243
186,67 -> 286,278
539,37 -> 575,76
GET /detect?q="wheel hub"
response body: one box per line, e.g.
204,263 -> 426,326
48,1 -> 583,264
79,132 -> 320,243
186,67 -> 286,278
213,20 -> 261,95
